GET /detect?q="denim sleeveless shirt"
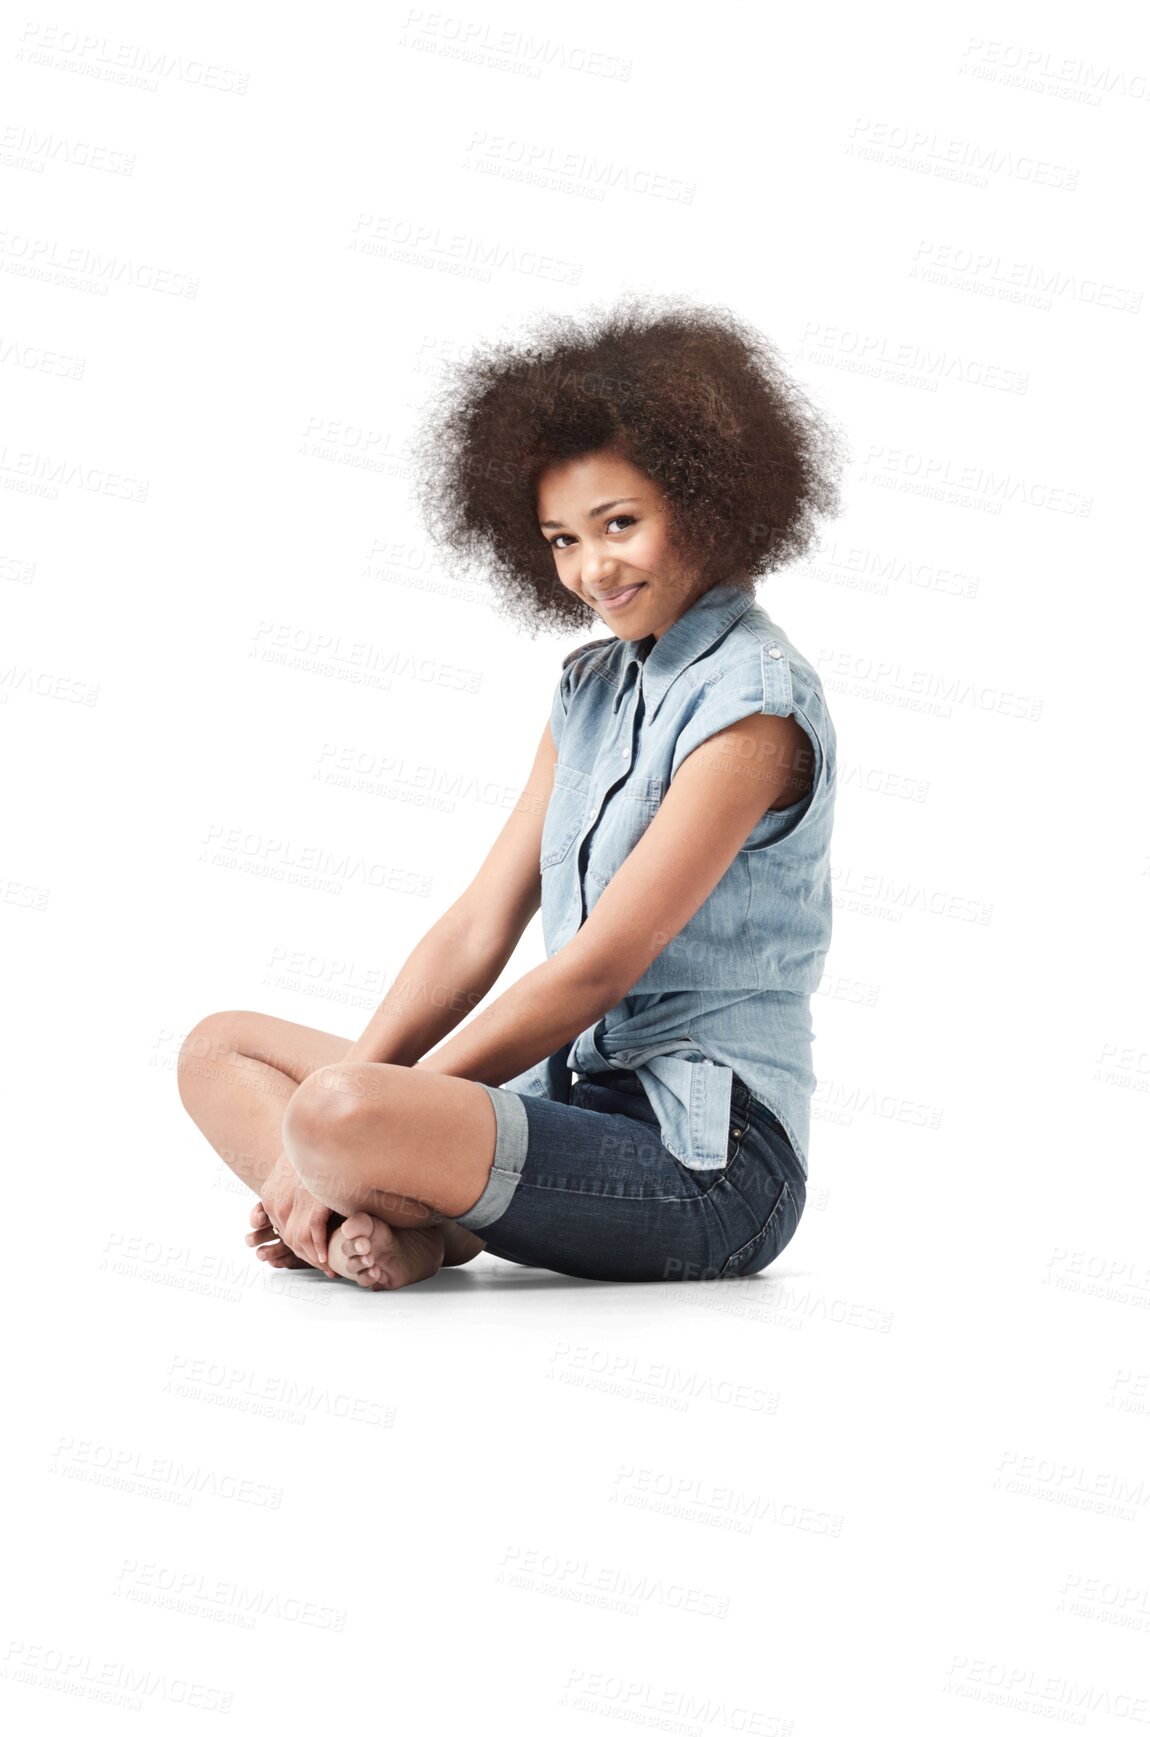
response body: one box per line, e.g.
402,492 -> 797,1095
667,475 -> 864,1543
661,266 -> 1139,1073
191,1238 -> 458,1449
500,575 -> 837,1178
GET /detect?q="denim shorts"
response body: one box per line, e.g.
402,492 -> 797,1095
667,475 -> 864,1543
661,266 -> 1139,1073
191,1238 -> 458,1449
451,1068 -> 807,1282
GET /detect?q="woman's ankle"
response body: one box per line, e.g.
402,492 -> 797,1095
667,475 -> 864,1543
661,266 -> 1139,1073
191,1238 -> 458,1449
440,1222 -> 486,1266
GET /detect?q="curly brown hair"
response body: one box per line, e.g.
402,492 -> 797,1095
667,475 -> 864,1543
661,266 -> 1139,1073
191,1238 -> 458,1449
407,289 -> 848,638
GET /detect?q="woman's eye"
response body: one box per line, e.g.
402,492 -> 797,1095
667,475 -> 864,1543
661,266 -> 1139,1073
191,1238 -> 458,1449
548,516 -> 635,550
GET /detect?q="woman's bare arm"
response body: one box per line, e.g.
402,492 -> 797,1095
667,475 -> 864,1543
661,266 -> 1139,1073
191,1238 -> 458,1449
421,711 -> 812,1089
414,954 -> 620,1087
341,719 -> 557,1070
341,912 -> 521,1068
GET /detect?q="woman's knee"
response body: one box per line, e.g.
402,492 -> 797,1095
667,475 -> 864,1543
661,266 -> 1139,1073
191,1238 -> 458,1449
175,1010 -> 250,1109
279,1066 -> 373,1177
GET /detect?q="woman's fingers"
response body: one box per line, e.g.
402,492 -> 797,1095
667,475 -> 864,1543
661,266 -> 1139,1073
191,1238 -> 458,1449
248,1179 -> 337,1276
282,1203 -> 325,1271
279,1192 -> 329,1271
307,1208 -> 330,1271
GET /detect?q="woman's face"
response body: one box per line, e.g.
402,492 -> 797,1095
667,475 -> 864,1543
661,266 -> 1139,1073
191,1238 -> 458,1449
536,449 -> 710,642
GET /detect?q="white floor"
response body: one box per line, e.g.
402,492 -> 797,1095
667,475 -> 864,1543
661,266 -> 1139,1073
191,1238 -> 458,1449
8,1062 -> 1146,1733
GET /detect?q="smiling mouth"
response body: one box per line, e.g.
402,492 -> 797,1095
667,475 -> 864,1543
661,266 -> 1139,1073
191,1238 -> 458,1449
594,582 -> 646,609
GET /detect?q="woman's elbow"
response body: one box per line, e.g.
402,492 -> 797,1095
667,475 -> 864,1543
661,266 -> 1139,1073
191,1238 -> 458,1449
553,938 -> 643,1011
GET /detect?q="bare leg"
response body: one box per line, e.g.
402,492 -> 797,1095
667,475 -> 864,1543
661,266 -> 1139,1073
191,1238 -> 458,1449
177,1011 -> 486,1278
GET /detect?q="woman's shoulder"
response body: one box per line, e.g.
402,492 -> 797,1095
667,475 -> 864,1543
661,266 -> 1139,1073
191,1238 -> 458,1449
558,635 -> 622,705
715,604 -> 832,719
561,634 -> 615,673
551,635 -> 620,746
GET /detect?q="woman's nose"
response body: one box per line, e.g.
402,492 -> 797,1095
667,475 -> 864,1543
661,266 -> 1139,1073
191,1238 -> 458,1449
581,552 -> 617,590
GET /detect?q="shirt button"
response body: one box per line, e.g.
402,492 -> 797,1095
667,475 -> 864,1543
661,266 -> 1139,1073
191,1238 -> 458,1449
768,645 -> 783,659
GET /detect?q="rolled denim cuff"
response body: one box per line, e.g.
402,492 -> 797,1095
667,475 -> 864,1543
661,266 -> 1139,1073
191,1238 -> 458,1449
452,1084 -> 530,1232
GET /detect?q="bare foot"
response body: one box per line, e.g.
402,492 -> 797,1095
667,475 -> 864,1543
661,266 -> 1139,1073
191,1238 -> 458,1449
328,1211 -> 445,1291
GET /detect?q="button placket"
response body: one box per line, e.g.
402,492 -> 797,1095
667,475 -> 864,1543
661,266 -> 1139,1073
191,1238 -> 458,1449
577,669 -> 646,921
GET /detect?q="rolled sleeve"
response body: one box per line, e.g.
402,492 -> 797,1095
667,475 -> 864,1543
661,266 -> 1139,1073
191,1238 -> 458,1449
671,653 -> 771,777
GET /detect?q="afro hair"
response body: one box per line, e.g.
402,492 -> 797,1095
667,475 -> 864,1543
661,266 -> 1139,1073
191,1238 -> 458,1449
407,289 -> 848,638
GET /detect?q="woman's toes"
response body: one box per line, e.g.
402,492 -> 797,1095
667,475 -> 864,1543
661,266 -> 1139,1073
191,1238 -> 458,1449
327,1217 -> 379,1282
341,1212 -> 376,1247
325,1213 -> 430,1291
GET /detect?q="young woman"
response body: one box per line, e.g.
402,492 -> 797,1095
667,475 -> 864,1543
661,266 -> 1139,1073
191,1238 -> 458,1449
177,294 -> 846,1289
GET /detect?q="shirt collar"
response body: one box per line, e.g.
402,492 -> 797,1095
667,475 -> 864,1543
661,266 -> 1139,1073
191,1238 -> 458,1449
611,571 -> 757,716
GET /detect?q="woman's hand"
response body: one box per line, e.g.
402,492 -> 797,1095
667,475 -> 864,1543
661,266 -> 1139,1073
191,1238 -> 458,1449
247,1153 -> 338,1276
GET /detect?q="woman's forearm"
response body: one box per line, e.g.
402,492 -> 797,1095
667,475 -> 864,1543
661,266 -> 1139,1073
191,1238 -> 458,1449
414,952 -> 617,1088
341,911 -> 515,1068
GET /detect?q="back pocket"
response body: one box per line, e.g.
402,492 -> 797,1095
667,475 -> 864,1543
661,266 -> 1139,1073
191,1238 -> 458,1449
718,1175 -> 799,1278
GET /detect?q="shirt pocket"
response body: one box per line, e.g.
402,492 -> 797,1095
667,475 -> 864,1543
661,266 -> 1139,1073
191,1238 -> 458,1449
540,763 -> 592,869
585,776 -> 665,893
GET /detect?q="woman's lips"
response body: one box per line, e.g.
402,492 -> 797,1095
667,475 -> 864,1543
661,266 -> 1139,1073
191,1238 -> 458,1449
597,583 -> 645,611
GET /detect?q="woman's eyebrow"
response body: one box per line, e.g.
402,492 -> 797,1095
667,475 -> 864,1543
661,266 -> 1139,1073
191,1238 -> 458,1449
539,496 -> 640,529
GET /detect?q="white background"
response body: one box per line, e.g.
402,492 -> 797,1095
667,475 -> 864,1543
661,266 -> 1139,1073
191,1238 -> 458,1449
3,0 -> 1148,1729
